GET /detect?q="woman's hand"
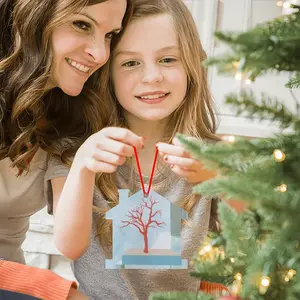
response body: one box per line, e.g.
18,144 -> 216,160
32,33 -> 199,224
75,127 -> 144,174
156,137 -> 217,184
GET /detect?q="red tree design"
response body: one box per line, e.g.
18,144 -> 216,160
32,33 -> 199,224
120,197 -> 165,253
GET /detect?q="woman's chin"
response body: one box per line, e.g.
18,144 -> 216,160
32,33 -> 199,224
61,84 -> 84,97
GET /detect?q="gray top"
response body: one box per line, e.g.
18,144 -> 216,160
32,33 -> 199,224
0,148 -> 47,263
45,156 -> 218,300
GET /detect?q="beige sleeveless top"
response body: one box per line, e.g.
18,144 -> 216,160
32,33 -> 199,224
0,148 -> 47,263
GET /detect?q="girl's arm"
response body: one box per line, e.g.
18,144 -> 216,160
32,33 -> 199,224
51,127 -> 144,260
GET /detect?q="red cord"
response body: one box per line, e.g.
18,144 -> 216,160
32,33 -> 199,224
133,146 -> 159,197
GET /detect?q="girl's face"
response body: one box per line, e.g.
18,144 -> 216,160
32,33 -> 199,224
51,0 -> 126,96
112,14 -> 188,123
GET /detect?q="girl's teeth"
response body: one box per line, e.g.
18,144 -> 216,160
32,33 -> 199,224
141,94 -> 166,99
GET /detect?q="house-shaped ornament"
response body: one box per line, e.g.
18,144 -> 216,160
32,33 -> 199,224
105,189 -> 188,269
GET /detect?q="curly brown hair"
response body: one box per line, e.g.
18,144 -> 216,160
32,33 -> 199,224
0,0 -> 133,171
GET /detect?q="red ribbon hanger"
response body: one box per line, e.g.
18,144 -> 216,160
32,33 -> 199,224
133,146 -> 159,197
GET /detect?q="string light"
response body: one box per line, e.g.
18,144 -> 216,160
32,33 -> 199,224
223,135 -> 236,143
232,61 -> 240,69
261,276 -> 271,287
277,0 -> 284,6
230,257 -> 235,263
245,79 -> 252,85
283,2 -> 291,8
275,184 -> 288,192
259,276 -> 271,295
273,149 -> 286,162
231,273 -> 242,296
235,72 -> 243,81
199,244 -> 212,256
235,273 -> 242,281
284,269 -> 296,282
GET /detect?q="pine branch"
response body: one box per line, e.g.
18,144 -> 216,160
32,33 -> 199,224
225,91 -> 298,129
286,72 -> 300,88
206,7 -> 300,83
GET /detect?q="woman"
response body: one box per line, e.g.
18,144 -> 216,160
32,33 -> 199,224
0,0 -> 132,298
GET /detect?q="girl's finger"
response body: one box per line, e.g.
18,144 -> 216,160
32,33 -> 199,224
156,142 -> 190,158
163,155 -> 197,170
91,149 -> 126,166
169,165 -> 196,177
101,127 -> 144,149
84,158 -> 118,174
96,137 -> 136,157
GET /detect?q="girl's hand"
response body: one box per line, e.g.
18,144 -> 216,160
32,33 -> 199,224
156,137 -> 217,184
75,127 -> 144,173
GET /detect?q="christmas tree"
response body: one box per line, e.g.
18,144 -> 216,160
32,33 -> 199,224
150,3 -> 300,300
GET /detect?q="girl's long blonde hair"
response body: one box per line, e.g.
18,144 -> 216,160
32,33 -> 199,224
94,0 -> 220,255
0,0 -> 132,171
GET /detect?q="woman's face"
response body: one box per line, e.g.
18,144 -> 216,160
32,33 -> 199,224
51,0 -> 127,96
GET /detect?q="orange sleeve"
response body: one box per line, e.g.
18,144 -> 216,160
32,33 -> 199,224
0,260 -> 77,300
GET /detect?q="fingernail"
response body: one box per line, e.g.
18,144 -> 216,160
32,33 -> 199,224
170,164 -> 174,169
164,155 -> 168,161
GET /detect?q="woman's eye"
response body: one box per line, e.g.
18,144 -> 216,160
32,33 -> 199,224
122,61 -> 139,67
106,32 -> 118,40
160,57 -> 177,64
73,21 -> 91,31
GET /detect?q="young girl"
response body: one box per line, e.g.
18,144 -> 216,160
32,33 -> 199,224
46,0 -> 219,299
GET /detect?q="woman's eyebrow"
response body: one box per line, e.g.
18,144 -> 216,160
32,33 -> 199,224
79,12 -> 122,33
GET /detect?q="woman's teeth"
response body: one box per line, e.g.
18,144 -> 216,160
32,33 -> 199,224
66,58 -> 90,73
140,94 -> 166,99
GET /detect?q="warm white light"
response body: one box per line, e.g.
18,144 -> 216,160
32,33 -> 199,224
245,79 -> 252,85
235,273 -> 242,281
278,184 -> 287,192
230,257 -> 235,263
235,72 -> 242,80
223,135 -> 236,143
283,2 -> 291,8
261,276 -> 271,287
273,149 -> 286,162
277,1 -> 284,6
287,269 -> 296,278
199,245 -> 212,255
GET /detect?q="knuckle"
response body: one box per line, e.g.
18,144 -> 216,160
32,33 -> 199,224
107,165 -> 117,173
119,144 -> 127,155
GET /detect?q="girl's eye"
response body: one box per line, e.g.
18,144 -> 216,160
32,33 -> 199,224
160,57 -> 177,64
73,21 -> 91,31
122,61 -> 140,68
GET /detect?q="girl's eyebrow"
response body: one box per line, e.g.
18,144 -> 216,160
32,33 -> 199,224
115,45 -> 179,58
